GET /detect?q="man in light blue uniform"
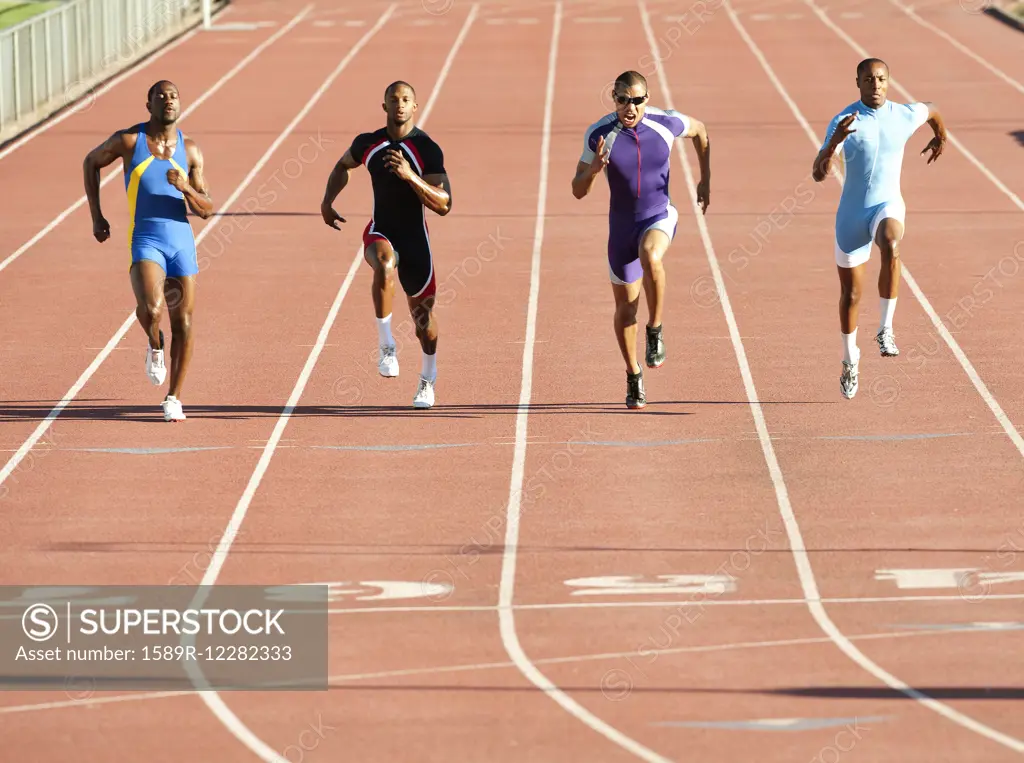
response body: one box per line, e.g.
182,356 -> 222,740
813,58 -> 946,400
573,70 -> 710,409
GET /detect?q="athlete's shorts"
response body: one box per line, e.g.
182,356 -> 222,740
608,204 -> 679,285
130,233 -> 199,278
362,218 -> 436,299
834,198 -> 906,269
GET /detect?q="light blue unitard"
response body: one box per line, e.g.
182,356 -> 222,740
820,100 -> 930,268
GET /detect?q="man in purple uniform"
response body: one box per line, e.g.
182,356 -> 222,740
572,71 -> 710,409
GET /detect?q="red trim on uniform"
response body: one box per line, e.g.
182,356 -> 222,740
418,269 -> 436,299
362,220 -> 388,249
362,139 -> 387,166
404,141 -> 425,174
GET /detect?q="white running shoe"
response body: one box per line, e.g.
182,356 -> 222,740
412,376 -> 435,409
146,347 -> 166,385
161,395 -> 186,422
378,344 -> 399,377
840,360 -> 859,399
876,327 -> 899,357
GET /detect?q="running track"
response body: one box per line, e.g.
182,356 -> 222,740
1,0 -> 1023,760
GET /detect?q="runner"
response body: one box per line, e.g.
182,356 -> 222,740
813,58 -> 946,399
83,80 -> 213,421
321,81 -> 451,409
572,70 -> 711,409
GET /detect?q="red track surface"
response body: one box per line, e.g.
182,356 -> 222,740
1,0 -> 1022,760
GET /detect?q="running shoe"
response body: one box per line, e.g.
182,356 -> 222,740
840,360 -> 858,400
645,324 -> 665,368
875,327 -> 899,357
413,377 -> 434,409
162,395 -> 185,422
626,366 -> 646,409
146,330 -> 166,385
379,344 -> 399,377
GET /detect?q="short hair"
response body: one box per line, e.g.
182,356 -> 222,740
614,71 -> 647,92
384,80 -> 415,100
147,80 -> 175,101
856,58 -> 888,79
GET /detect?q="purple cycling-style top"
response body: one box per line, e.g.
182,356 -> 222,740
579,106 -> 691,222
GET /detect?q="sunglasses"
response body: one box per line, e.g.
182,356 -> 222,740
614,93 -> 648,106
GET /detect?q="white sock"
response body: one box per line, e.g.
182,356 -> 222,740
842,328 -> 859,364
377,314 -> 394,346
422,351 -> 437,382
879,298 -> 897,331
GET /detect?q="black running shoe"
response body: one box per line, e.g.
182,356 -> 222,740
626,366 -> 646,409
645,324 -> 665,368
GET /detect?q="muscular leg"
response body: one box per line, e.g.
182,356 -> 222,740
874,217 -> 903,357
365,239 -> 399,376
165,275 -> 196,399
639,228 -> 670,368
612,280 -> 642,375
837,262 -> 866,337
640,228 -> 670,329
408,293 -> 437,356
408,292 -> 437,408
875,217 -> 903,300
364,240 -> 397,319
613,279 -> 646,408
130,261 -> 166,349
838,261 -> 866,399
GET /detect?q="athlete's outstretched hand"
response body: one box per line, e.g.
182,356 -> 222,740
320,202 -> 346,230
696,178 -> 710,214
920,135 -> 945,164
383,148 -> 414,181
92,215 -> 110,243
589,135 -> 610,174
830,114 -> 856,147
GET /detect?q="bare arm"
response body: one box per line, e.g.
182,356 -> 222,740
83,130 -> 130,241
812,114 -> 855,183
684,118 -> 711,213
320,150 -> 359,228
169,137 -> 213,219
919,102 -> 947,164
408,172 -> 452,216
572,135 -> 609,200
382,148 -> 451,216
812,140 -> 840,183
572,160 -> 601,200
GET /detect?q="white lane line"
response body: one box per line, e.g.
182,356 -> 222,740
888,0 -> 1024,97
175,5 -> 479,762
726,0 -> 1024,467
0,625 -> 987,716
802,0 -> 1024,214
318,592 -> 1024,615
0,4 -> 313,276
495,3 -> 673,762
660,0 -> 1024,752
0,5 -> 235,162
0,4 -> 316,494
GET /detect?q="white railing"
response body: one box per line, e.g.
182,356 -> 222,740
0,0 -> 225,142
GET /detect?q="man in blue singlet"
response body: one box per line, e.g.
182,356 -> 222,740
813,58 -> 946,400
84,80 -> 214,421
572,70 -> 711,409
